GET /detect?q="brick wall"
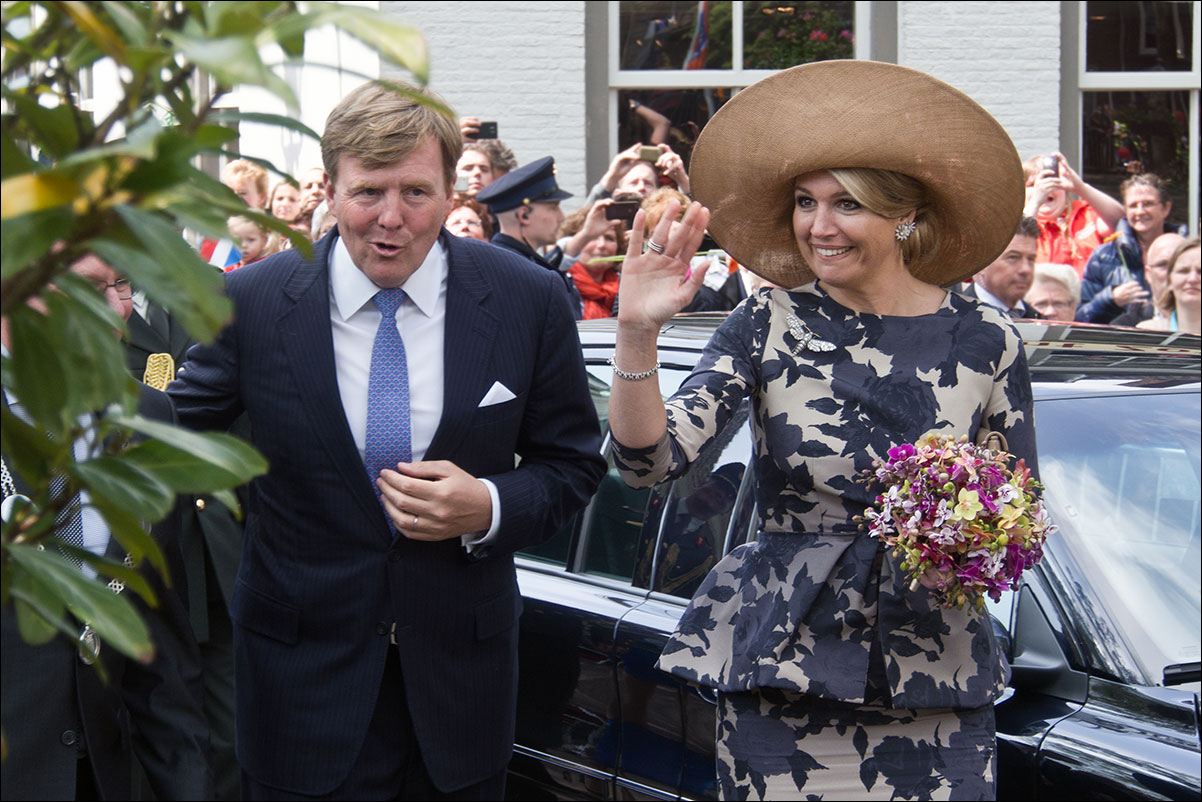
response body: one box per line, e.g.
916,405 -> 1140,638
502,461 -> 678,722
897,1 -> 1063,163
381,1 -> 590,200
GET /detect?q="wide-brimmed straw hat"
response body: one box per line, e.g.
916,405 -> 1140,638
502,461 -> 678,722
690,60 -> 1024,289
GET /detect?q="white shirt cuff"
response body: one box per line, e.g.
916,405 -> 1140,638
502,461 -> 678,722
460,478 -> 501,553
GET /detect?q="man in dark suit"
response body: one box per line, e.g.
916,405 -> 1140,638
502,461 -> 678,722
125,299 -> 244,801
961,216 -> 1046,319
167,82 -> 605,800
1,255 -> 212,800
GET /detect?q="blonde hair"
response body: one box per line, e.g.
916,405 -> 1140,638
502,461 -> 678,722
827,167 -> 936,266
221,159 -> 269,201
322,81 -> 462,188
227,215 -> 281,259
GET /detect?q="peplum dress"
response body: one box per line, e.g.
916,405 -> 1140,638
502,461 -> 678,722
612,283 -> 1038,800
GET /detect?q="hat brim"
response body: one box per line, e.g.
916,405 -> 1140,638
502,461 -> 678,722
690,60 -> 1024,289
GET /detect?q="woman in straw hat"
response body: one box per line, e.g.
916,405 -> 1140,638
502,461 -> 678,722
607,61 -> 1036,800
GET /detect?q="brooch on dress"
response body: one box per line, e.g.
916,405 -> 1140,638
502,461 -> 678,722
785,313 -> 836,354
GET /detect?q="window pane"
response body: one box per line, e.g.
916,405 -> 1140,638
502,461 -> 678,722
1086,1 -> 1194,72
619,1 -> 733,70
619,88 -> 733,170
1081,90 -> 1193,214
743,1 -> 856,69
651,402 -> 754,599
518,371 -> 612,566
581,450 -> 657,582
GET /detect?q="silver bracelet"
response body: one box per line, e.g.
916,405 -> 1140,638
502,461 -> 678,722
608,356 -> 660,381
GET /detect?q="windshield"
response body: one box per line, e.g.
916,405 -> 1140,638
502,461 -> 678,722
1035,390 -> 1201,686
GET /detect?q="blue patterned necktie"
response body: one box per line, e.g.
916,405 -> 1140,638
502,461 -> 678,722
364,289 -> 412,521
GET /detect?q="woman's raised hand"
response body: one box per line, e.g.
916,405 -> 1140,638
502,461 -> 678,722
616,199 -> 711,331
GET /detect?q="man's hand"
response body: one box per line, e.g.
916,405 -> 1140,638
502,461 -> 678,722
1112,280 -> 1149,307
377,460 -> 493,541
654,145 -> 690,195
460,116 -> 481,143
600,143 -> 646,191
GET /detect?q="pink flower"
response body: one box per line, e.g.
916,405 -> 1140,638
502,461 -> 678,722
840,29 -> 854,41
809,29 -> 829,42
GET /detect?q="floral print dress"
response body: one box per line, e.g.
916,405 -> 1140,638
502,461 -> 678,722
613,283 -> 1037,800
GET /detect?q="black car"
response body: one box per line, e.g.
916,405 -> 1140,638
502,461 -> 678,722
507,317 -> 1201,801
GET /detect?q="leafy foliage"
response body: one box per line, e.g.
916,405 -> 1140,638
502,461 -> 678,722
0,1 -> 428,664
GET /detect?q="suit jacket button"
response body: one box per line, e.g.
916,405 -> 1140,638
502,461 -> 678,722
61,730 -> 78,746
376,621 -> 389,636
195,498 -> 206,511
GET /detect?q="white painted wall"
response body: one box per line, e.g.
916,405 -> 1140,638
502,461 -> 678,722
225,2 -> 381,182
379,1 -> 590,201
897,1 -> 1063,164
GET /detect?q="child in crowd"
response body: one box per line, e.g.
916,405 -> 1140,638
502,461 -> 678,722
224,215 -> 278,272
221,159 -> 270,210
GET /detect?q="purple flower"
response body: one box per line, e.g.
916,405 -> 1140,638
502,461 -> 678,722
888,443 -> 917,462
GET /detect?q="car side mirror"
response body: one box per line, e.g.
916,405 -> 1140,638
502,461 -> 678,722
1008,585 -> 1088,704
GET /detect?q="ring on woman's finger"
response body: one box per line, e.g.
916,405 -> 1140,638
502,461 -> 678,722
646,239 -> 666,255
412,515 -> 419,529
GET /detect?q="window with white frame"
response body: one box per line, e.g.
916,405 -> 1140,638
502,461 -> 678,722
1079,1 -> 1199,232
608,1 -> 868,169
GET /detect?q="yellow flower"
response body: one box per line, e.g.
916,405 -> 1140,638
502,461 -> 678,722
952,488 -> 984,521
998,504 -> 1024,529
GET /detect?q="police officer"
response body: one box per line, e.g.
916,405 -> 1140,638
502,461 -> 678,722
477,156 -> 582,318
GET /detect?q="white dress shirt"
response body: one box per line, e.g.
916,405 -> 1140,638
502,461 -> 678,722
327,237 -> 500,547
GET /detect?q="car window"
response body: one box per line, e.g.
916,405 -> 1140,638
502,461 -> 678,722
1035,391 -> 1201,685
644,401 -> 754,599
517,370 -> 614,567
573,363 -> 692,584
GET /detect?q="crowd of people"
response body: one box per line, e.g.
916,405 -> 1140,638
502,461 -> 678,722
426,120 -> 1197,336
3,62 -> 1199,802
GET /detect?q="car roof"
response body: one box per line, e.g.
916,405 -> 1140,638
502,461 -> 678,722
578,315 -> 1201,394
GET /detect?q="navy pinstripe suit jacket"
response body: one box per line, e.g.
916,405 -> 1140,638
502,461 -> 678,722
168,229 -> 605,794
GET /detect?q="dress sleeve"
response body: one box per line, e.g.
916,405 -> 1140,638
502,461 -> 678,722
613,294 -> 764,487
981,323 -> 1039,480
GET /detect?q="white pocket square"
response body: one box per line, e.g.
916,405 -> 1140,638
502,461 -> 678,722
478,381 -> 517,407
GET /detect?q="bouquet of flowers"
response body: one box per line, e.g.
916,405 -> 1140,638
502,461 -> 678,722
858,431 -> 1056,611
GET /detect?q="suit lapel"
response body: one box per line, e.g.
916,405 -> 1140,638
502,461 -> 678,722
426,234 -> 499,459
277,231 -> 389,535
127,309 -> 168,359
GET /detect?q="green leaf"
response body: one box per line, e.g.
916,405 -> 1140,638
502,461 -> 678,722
168,32 -> 298,109
10,563 -> 69,645
308,3 -> 429,83
110,413 -> 269,487
0,172 -> 79,218
0,206 -> 74,281
2,95 -> 82,159
71,456 -> 175,522
210,488 -> 243,518
0,128 -> 35,179
7,542 -> 155,663
90,206 -> 230,343
60,1 -> 128,64
122,438 -> 263,494
6,303 -> 73,434
85,554 -> 156,606
40,277 -> 135,414
99,1 -> 152,47
208,109 -> 320,142
86,495 -> 166,581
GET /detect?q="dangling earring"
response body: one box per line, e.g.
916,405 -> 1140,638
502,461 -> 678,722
895,220 -> 917,241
